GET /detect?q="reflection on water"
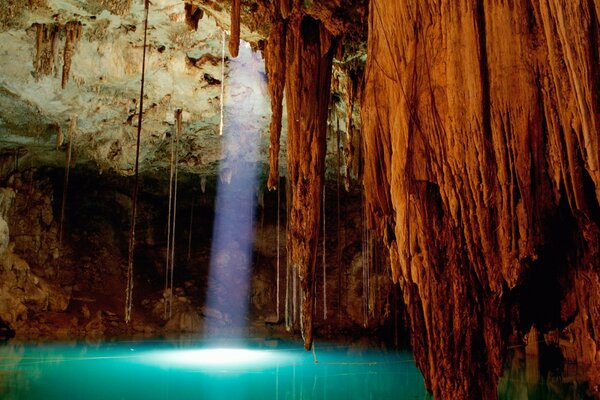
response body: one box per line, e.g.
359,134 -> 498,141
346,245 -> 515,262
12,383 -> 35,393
498,348 -> 595,399
0,339 -> 428,400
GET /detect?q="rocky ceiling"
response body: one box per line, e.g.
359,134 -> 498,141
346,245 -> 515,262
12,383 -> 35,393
0,0 -> 279,177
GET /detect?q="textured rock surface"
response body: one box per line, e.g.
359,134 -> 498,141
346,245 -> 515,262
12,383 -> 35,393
0,0 -> 273,176
361,0 -> 599,398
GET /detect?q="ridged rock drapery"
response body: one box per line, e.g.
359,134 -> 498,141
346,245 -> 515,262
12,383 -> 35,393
362,0 -> 599,399
285,12 -> 335,350
261,1 -> 340,349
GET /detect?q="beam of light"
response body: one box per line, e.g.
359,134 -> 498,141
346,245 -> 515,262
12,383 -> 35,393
204,40 -> 269,336
139,348 -> 296,370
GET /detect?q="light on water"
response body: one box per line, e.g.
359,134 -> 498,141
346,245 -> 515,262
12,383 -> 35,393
141,348 -> 294,369
0,340 -> 427,400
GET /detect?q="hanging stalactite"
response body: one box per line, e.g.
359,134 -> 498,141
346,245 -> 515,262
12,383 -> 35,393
33,23 -> 58,77
125,0 -> 150,324
61,21 -> 82,89
228,0 -> 241,57
285,11 -> 336,350
265,17 -> 286,190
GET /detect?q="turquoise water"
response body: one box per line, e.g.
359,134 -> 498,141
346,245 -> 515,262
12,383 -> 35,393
0,340 -> 428,399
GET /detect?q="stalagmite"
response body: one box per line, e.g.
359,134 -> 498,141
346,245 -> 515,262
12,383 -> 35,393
228,0 -> 240,57
265,19 -> 286,190
61,21 -> 82,89
125,0 -> 150,324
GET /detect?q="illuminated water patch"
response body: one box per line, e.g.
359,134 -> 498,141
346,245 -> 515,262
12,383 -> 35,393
140,348 -> 296,369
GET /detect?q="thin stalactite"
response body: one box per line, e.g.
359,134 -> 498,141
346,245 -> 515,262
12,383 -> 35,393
61,21 -> 82,89
228,0 -> 241,57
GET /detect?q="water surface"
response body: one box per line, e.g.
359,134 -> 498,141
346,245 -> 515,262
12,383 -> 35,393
0,339 -> 427,399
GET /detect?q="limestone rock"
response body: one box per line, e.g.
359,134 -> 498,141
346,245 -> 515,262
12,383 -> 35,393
362,1 -> 599,398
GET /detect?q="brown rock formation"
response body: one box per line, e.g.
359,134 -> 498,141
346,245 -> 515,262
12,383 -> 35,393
228,0 -> 241,57
285,11 -> 336,350
265,18 -> 286,190
61,21 -> 82,89
361,0 -> 599,399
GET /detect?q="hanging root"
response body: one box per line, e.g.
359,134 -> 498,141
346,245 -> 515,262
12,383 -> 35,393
228,0 -> 241,57
219,30 -> 225,136
322,183 -> 327,320
276,182 -> 281,322
59,117 -> 76,249
164,116 -> 175,320
125,0 -> 150,323
168,109 -> 182,319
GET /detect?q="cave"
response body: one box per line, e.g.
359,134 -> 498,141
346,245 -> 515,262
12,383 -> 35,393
0,0 -> 598,399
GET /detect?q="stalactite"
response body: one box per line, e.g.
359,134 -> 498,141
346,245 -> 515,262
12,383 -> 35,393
285,12 -> 336,350
228,0 -> 241,57
125,0 -> 150,324
184,2 -> 203,31
33,23 -> 59,77
219,30 -> 225,136
61,21 -> 82,89
265,19 -> 286,190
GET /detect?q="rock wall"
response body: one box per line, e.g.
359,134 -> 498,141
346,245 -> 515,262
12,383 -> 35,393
361,1 -> 599,398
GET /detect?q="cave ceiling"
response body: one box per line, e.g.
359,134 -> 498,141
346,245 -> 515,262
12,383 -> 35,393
0,0 -> 280,177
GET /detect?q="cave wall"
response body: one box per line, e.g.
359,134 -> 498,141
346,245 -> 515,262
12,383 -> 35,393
361,0 -> 599,398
